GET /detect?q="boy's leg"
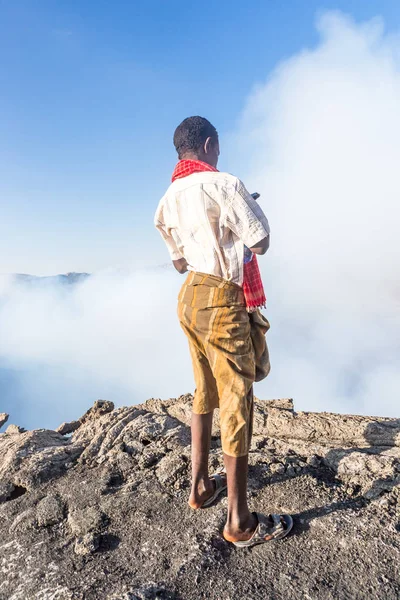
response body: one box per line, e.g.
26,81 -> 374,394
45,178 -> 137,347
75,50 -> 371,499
206,309 -> 258,540
187,345 -> 219,508
223,453 -> 257,541
178,304 -> 220,508
188,411 -> 214,509
221,387 -> 258,541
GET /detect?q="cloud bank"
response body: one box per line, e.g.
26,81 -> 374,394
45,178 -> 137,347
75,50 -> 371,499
0,270 -> 195,429
1,12 -> 399,428
234,12 -> 400,417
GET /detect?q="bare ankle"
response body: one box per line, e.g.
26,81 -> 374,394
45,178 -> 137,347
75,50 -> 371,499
192,474 -> 211,489
188,475 -> 215,510
223,512 -> 257,542
225,511 -> 255,533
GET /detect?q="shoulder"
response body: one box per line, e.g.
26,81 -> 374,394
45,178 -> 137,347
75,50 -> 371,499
213,173 -> 250,204
187,172 -> 243,199
199,171 -> 240,188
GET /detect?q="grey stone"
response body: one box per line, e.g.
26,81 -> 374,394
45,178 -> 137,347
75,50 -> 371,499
5,424 -> 25,434
128,585 -> 176,600
156,452 -> 187,486
0,413 -> 9,429
107,588 -> 176,600
81,399 -> 115,423
74,533 -> 100,555
36,494 -> 65,527
138,448 -> 165,469
286,466 -> 296,477
56,420 -> 81,435
307,454 -> 321,468
0,480 -> 15,502
270,462 -> 285,475
0,428 -> 83,488
122,440 -> 143,456
9,508 -> 37,532
68,506 -> 107,536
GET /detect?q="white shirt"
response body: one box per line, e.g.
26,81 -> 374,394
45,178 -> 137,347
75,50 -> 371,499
154,171 -> 270,286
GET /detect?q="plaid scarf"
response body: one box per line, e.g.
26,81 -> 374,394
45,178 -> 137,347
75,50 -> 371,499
171,159 -> 266,311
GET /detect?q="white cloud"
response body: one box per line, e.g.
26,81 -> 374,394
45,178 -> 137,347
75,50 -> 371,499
1,11 -> 399,428
0,269 -> 195,428
234,11 -> 400,417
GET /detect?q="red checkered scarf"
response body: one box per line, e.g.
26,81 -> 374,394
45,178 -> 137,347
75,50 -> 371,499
171,159 -> 266,311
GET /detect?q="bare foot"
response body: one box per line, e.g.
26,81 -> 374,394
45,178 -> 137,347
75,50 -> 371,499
223,512 -> 262,542
188,477 -> 216,510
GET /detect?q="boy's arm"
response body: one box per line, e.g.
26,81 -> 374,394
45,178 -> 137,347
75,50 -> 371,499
224,178 -> 270,255
249,235 -> 270,255
155,207 -> 188,274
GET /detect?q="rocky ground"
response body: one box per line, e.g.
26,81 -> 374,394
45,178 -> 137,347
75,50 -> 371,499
0,396 -> 399,600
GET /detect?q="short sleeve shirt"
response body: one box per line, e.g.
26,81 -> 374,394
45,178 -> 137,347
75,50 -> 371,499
154,171 -> 270,286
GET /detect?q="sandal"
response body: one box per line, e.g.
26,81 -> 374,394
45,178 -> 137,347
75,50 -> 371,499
225,512 -> 293,547
200,471 -> 227,509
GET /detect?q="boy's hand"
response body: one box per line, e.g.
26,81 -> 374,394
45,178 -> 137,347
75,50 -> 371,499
173,258 -> 188,274
250,235 -> 270,255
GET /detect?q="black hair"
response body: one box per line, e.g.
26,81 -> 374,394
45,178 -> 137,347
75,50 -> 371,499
173,116 -> 218,158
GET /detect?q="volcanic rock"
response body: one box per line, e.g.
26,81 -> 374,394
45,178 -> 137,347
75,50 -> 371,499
0,395 -> 399,599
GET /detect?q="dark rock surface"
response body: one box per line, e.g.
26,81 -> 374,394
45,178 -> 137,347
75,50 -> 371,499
0,396 -> 399,599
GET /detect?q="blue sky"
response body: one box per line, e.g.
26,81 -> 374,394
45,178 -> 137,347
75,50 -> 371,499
1,0 -> 399,275
1,2 -> 400,427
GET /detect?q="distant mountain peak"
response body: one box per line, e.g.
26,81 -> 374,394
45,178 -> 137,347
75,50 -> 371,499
13,272 -> 90,286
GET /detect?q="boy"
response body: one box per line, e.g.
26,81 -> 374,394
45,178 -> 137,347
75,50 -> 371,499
155,116 -> 293,546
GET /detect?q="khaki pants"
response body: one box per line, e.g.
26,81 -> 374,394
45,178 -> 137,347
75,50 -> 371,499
177,271 -> 270,457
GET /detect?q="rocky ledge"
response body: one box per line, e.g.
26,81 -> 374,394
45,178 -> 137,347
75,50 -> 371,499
0,397 -> 399,600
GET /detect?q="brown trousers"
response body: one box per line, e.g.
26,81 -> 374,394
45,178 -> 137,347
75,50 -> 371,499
177,271 -> 270,457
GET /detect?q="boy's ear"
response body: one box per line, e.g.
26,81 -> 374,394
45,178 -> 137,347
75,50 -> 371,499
204,136 -> 212,154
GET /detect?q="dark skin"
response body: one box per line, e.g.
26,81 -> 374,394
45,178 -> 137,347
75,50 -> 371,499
173,135 -> 270,541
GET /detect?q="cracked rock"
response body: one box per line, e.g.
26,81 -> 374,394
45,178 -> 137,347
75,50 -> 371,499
36,494 -> 65,527
0,396 -> 399,600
